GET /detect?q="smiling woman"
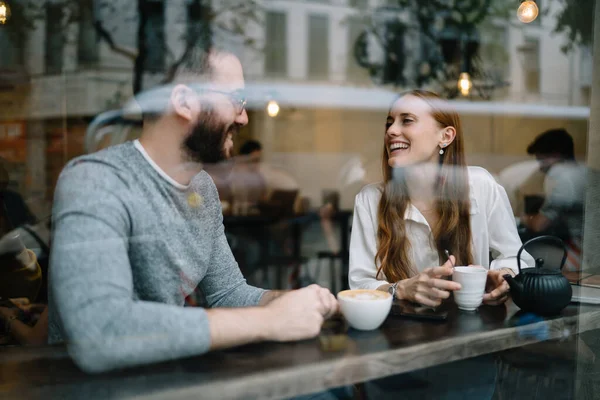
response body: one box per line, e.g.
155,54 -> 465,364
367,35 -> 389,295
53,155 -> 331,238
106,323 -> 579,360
378,90 -> 472,284
348,90 -> 537,400
349,90 -> 534,308
384,91 -> 461,169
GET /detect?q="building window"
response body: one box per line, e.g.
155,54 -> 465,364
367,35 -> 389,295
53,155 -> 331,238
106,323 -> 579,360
478,24 -> 509,82
349,0 -> 368,7
523,37 -> 540,94
532,0 -> 542,25
580,45 -> 592,88
45,4 -> 64,74
0,30 -> 23,70
308,14 -> 329,80
381,19 -> 406,85
78,0 -> 99,65
265,11 -> 287,77
346,18 -> 370,84
187,0 -> 210,51
143,0 -> 166,72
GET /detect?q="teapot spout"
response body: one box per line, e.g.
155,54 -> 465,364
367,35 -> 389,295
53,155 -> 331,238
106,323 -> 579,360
503,273 -> 522,294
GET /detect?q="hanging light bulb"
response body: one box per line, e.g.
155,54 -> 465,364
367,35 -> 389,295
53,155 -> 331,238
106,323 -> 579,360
266,100 -> 280,118
0,1 -> 11,25
457,72 -> 472,97
517,1 -> 539,24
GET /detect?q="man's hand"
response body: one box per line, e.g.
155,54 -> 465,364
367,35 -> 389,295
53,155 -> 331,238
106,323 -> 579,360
263,285 -> 338,342
207,285 -> 338,351
482,269 -> 512,305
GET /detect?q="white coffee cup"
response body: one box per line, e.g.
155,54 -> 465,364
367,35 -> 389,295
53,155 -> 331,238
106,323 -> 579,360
337,289 -> 393,331
452,266 -> 488,311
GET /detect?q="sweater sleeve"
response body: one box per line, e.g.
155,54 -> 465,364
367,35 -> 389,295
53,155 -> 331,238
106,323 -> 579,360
198,183 -> 266,308
50,161 -> 213,373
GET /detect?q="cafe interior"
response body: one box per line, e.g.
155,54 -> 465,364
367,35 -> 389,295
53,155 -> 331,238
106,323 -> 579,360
1,0 -> 600,399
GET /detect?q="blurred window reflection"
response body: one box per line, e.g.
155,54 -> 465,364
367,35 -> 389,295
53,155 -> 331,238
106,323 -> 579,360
0,23 -> 22,69
143,0 -> 166,72
308,14 -> 329,80
77,0 -> 99,65
349,0 -> 368,8
523,37 -> 541,94
0,0 -> 598,397
44,3 -> 63,75
346,16 -> 370,84
265,10 -> 287,77
479,22 -> 509,84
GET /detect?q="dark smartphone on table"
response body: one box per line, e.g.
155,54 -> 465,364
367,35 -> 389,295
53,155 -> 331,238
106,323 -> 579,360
391,300 -> 448,321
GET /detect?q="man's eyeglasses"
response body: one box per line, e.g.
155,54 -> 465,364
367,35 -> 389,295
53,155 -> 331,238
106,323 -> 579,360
201,89 -> 247,115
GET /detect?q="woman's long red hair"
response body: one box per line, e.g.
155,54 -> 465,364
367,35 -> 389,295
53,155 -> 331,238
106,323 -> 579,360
375,90 -> 473,282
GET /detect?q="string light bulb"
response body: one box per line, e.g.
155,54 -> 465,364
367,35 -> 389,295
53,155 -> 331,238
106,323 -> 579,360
0,1 -> 11,25
517,1 -> 539,24
266,100 -> 280,118
457,72 -> 472,97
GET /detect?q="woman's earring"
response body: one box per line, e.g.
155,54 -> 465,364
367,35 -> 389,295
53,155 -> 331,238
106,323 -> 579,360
439,143 -> 448,155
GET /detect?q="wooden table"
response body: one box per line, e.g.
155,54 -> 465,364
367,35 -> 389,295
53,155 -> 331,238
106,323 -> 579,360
2,301 -> 599,400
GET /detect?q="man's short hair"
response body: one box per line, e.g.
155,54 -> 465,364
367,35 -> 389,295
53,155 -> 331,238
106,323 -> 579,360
239,140 -> 262,156
527,128 -> 575,160
133,48 -> 233,121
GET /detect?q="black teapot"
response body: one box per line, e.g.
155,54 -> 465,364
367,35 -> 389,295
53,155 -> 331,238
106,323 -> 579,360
503,236 -> 572,316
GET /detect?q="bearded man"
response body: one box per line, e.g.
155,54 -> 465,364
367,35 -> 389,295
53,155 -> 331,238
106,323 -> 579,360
48,50 -> 338,373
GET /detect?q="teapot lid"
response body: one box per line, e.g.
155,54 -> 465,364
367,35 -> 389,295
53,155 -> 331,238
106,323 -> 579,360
522,268 -> 562,276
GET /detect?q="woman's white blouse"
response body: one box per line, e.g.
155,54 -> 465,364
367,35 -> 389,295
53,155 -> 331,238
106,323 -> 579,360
349,166 -> 535,290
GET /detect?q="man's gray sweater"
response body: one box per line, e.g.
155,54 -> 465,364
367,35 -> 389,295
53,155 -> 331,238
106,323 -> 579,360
48,140 -> 265,373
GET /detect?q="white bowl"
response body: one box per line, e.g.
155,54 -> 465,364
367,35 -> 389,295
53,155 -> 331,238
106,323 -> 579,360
337,289 -> 393,331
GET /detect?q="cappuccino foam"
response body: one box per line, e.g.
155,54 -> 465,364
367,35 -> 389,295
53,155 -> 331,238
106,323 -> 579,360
338,290 -> 390,300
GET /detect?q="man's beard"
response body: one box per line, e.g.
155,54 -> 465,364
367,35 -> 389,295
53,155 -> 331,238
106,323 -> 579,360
182,106 -> 237,164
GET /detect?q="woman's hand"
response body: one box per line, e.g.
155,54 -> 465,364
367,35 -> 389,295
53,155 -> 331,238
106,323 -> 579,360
482,268 -> 513,305
397,256 -> 461,307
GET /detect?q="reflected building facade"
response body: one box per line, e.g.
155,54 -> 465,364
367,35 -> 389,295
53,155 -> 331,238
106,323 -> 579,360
0,0 -> 593,215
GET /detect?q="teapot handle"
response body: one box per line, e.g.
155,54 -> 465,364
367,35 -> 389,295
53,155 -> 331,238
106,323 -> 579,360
516,235 -> 568,273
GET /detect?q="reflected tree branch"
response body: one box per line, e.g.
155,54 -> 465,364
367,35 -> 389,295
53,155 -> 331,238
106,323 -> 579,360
93,20 -> 138,60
